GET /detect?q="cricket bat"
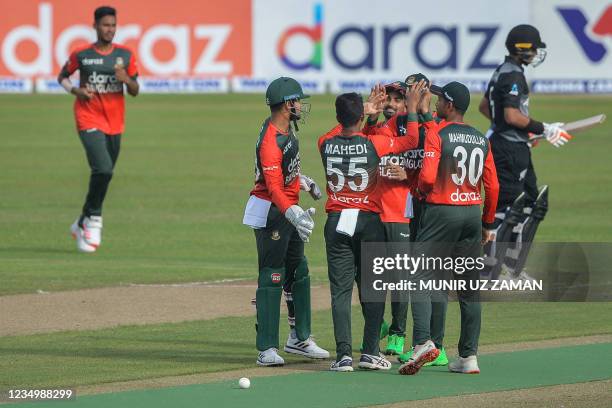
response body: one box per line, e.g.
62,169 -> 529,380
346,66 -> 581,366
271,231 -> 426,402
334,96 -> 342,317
531,114 -> 606,140
562,113 -> 606,133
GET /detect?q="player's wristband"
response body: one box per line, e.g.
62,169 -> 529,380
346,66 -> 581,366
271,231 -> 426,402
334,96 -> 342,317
420,112 -> 434,123
482,220 -> 495,229
406,112 -> 419,122
525,119 -> 545,134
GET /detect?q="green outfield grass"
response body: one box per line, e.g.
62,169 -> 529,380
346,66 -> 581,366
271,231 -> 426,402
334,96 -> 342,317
0,94 -> 611,294
2,302 -> 611,388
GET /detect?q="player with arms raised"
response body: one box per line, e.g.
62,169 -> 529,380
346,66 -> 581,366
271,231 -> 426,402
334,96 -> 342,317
319,81 -> 430,372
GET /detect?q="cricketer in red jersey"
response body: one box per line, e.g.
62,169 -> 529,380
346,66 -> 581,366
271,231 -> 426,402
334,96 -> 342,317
243,77 -> 329,367
399,82 -> 499,376
360,74 -> 433,356
320,82 -> 427,372
57,6 -> 139,253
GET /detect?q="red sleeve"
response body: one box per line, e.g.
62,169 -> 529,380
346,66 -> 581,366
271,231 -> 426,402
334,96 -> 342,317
370,116 -> 419,156
481,141 -> 499,227
362,122 -> 378,135
417,126 -> 442,195
127,50 -> 139,77
260,133 -> 292,213
60,52 -> 79,76
318,124 -> 342,150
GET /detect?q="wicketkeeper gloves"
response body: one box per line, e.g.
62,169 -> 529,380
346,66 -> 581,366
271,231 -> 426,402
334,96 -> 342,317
299,174 -> 322,200
285,205 -> 316,242
543,122 -> 572,147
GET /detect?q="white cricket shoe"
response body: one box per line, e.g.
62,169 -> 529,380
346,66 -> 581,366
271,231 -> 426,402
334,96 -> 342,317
499,266 -> 536,282
398,340 -> 439,375
358,353 -> 392,370
70,218 -> 96,253
330,355 -> 353,372
448,355 -> 480,374
284,329 -> 330,359
83,216 -> 102,248
256,348 -> 285,367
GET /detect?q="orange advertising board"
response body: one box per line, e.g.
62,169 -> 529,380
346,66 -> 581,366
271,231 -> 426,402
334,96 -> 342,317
0,0 -> 252,77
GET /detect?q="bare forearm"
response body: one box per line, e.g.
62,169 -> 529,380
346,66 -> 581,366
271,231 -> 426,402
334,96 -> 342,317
58,77 -> 76,94
479,98 -> 491,120
124,78 -> 139,96
504,107 -> 530,128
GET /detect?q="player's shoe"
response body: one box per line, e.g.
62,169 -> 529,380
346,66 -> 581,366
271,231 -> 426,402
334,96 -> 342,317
385,334 -> 405,355
448,355 -> 480,374
397,347 -> 413,364
330,355 -> 353,372
398,340 -> 439,375
83,216 -> 102,248
425,347 -> 448,366
70,218 -> 96,253
256,348 -> 285,367
358,353 -> 392,370
499,265 -> 536,282
284,330 -> 330,359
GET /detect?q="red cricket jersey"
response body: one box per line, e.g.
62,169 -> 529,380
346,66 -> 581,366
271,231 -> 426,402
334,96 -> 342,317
318,119 -> 419,213
363,114 -> 434,222
250,118 -> 301,213
60,43 -> 139,135
418,120 -> 499,227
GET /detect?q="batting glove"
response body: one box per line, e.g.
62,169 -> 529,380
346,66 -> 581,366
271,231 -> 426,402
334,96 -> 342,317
299,174 -> 322,200
543,122 -> 572,148
285,205 -> 316,242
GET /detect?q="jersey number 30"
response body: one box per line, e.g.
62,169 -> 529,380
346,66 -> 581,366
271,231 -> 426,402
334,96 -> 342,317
451,146 -> 484,186
326,157 -> 369,192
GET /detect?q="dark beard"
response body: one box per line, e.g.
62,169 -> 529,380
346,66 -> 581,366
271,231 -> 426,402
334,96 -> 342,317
383,108 -> 396,120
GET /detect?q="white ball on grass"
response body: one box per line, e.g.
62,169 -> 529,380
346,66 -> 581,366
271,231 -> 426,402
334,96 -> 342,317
238,377 -> 250,389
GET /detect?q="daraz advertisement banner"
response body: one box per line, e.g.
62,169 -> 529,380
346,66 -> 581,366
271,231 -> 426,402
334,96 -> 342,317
531,0 -> 612,93
0,0 -> 251,77
253,0 -> 528,81
253,0 -> 612,93
0,0 -> 611,93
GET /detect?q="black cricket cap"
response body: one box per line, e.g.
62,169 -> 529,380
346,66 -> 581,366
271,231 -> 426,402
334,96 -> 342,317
430,81 -> 470,112
405,73 -> 430,88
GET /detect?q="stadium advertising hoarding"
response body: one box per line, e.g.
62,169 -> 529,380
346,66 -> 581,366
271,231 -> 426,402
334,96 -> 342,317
0,0 -> 251,78
0,0 -> 611,93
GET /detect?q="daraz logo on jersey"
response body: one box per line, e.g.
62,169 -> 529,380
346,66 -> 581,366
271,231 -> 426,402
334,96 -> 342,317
87,72 -> 122,93
558,5 -> 612,63
451,189 -> 481,203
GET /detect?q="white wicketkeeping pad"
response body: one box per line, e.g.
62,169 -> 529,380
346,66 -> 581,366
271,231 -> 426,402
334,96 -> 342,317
242,196 -> 272,229
336,208 -> 360,237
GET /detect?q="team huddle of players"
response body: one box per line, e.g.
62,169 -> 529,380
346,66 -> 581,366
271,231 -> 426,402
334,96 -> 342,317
244,24 -> 572,374
55,8 -> 568,375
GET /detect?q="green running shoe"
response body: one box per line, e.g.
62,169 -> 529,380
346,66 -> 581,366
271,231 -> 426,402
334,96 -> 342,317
397,347 -> 413,364
398,346 -> 448,366
385,334 -> 405,355
424,347 -> 448,366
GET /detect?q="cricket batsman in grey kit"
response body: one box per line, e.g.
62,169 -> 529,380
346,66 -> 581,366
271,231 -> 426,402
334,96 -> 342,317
479,24 -> 571,280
